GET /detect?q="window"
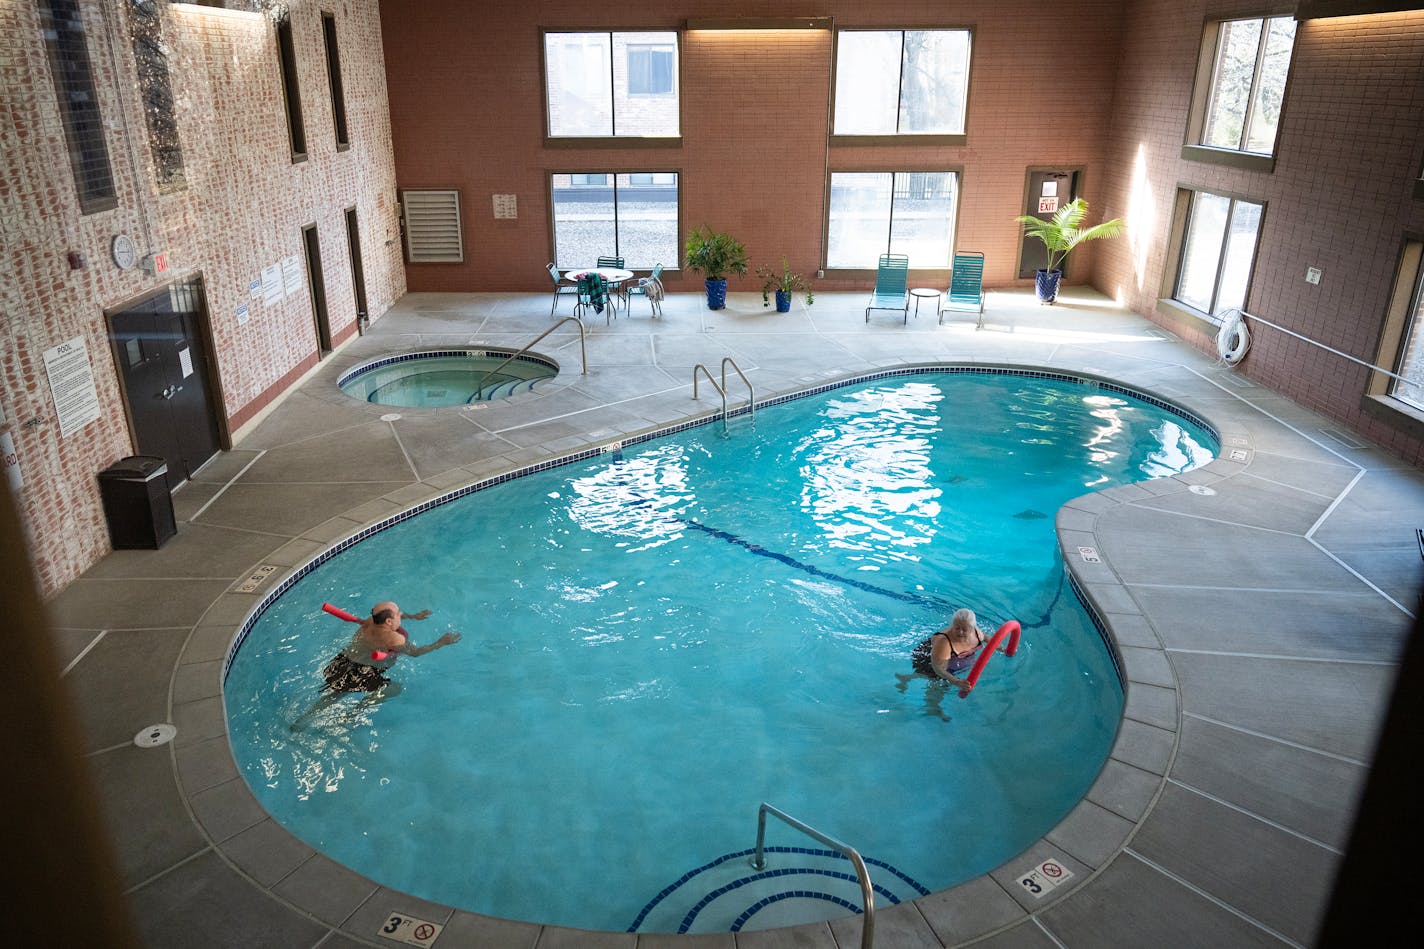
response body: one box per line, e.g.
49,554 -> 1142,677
321,12 -> 348,148
1173,190 -> 1263,319
275,11 -> 306,159
826,172 -> 958,269
551,173 -> 679,269
833,30 -> 971,137
38,0 -> 117,212
1379,241 -> 1424,412
544,32 -> 679,138
1190,16 -> 1295,157
128,0 -> 183,186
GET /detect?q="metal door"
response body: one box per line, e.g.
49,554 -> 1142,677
1017,170 -> 1080,279
108,279 -> 222,484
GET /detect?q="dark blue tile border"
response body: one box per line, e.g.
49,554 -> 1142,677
225,366 -> 1215,680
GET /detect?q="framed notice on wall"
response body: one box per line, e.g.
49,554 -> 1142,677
42,336 -> 101,438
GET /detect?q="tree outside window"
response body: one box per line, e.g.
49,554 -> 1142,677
1174,191 -> 1262,319
833,30 -> 970,136
1390,252 -> 1424,412
1200,17 -> 1295,155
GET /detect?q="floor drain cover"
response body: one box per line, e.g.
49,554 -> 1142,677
1189,484 -> 1217,496
381,413 -> 402,422
134,723 -> 177,748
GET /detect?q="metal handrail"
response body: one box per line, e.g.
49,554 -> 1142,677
721,356 -> 755,425
1228,307 -> 1421,389
751,803 -> 875,949
692,363 -> 728,432
468,316 -> 587,398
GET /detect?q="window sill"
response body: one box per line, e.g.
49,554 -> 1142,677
1154,297 -> 1221,337
291,152 -> 309,165
1180,145 -> 1275,174
1361,392 -> 1424,441
544,136 -> 682,149
831,134 -> 967,148
336,142 -> 351,153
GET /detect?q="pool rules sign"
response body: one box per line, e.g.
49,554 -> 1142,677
378,911 -> 442,947
43,336 -> 101,438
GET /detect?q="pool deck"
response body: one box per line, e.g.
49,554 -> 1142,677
50,287 -> 1422,948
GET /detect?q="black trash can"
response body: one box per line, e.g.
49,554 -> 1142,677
97,455 -> 176,549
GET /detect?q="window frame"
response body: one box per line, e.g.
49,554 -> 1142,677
1156,186 -> 1266,331
541,30 -> 682,147
822,169 -> 962,272
548,170 -> 681,271
127,0 -> 185,188
829,27 -> 973,147
1369,239 -> 1424,415
38,0 -> 117,213
1181,14 -> 1297,172
321,11 -> 349,150
275,10 -> 307,162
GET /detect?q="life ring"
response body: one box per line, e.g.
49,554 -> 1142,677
322,601 -> 394,661
1216,313 -> 1250,365
962,620 -> 1022,693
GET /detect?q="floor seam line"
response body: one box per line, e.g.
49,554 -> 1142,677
1181,712 -> 1370,765
1165,778 -> 1346,854
1164,647 -> 1395,665
189,449 -> 267,522
1123,848 -> 1306,948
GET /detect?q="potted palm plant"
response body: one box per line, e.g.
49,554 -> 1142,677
756,257 -> 814,312
684,226 -> 748,310
1014,198 -> 1125,304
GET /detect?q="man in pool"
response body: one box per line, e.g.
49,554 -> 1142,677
293,601 -> 461,727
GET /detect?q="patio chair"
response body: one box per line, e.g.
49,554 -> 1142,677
547,263 -> 578,316
865,254 -> 910,324
624,263 -> 664,316
598,255 -> 627,310
939,251 -> 986,328
576,272 -> 613,325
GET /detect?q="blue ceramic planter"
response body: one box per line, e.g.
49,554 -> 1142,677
1035,269 -> 1062,304
775,290 -> 792,312
705,278 -> 728,310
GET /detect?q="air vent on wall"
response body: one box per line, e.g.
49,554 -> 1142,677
401,189 -> 463,263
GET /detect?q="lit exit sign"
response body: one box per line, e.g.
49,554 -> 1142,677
142,251 -> 169,276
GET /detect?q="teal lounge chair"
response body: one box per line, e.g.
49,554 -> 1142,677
865,254 -> 910,323
939,251 -> 986,328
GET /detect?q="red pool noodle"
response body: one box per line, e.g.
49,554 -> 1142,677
321,602 -> 390,660
963,620 -> 1022,693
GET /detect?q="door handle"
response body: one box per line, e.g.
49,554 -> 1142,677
156,384 -> 184,400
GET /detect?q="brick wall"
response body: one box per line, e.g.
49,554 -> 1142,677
0,0 -> 404,596
1095,1 -> 1424,465
380,0 -> 1127,294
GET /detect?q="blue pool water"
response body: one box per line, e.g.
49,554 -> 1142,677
225,370 -> 1215,932
337,350 -> 558,406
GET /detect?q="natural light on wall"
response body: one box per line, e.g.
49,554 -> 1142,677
1125,144 -> 1155,297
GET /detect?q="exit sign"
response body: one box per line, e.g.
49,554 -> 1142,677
143,251 -> 169,276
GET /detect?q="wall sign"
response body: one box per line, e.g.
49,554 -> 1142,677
492,193 -> 517,219
42,337 -> 102,438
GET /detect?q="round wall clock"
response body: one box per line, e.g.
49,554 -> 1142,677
111,234 -> 137,271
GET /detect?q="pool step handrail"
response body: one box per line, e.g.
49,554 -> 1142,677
721,357 -> 755,425
469,316 -> 587,397
751,802 -> 875,949
692,363 -> 731,433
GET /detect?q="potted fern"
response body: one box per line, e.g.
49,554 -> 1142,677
757,257 -> 814,312
1014,198 -> 1125,304
684,226 -> 748,310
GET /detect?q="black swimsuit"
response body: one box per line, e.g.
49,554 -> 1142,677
911,629 -> 985,676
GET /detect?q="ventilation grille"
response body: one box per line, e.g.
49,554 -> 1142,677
402,190 -> 463,263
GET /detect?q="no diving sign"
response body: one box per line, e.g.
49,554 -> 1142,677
379,912 -> 442,947
1018,857 -> 1074,899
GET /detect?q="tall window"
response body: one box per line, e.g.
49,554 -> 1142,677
1193,16 -> 1295,156
1173,190 -> 1263,319
321,12 -> 349,148
1384,242 -> 1424,412
826,172 -> 958,269
129,0 -> 183,186
275,11 -> 306,159
545,32 -> 679,138
833,30 -> 971,136
551,173 -> 679,269
38,0 -> 117,212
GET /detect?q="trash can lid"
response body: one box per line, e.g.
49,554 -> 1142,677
99,455 -> 169,481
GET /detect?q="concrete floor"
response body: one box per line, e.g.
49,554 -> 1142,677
49,287 -> 1422,948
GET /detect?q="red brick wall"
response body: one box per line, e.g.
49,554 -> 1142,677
1,0 -> 403,596
380,0 -> 1127,294
1095,2 -> 1424,465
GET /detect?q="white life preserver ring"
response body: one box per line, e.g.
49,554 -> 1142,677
1217,313 -> 1250,365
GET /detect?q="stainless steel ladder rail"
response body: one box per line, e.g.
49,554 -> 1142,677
468,316 -> 587,398
692,363 -> 729,432
751,802 -> 875,949
720,356 -> 754,425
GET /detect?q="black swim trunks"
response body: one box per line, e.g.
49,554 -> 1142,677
321,654 -> 391,693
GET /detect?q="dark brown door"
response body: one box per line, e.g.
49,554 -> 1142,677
345,206 -> 368,327
303,223 -> 332,354
108,279 -> 222,484
1018,170 -> 1081,279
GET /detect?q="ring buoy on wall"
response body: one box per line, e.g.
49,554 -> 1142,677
963,620 -> 1022,693
1217,313 -> 1251,365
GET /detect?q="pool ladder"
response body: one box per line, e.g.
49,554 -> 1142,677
752,802 -> 875,948
692,357 -> 754,433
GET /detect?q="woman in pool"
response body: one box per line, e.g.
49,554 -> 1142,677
896,608 -> 987,707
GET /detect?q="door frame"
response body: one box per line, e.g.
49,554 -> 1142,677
302,222 -> 332,355
345,205 -> 369,330
1015,166 -> 1086,280
103,272 -> 231,476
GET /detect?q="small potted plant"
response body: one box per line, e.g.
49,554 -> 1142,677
1014,198 -> 1125,304
684,226 -> 749,310
756,257 -> 814,312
